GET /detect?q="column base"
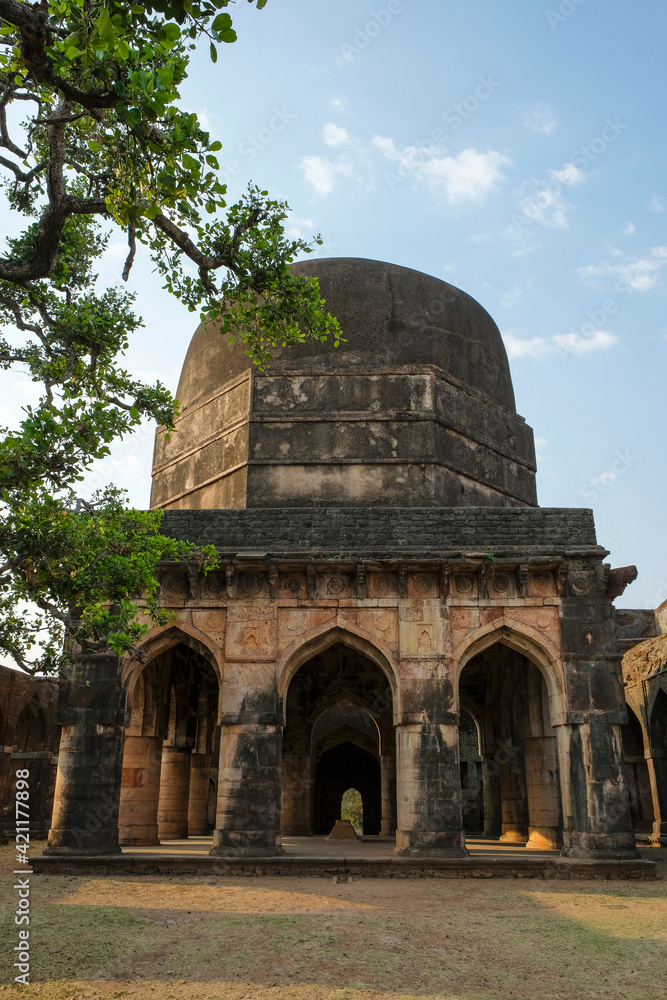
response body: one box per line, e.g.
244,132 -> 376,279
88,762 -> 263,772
562,830 -> 640,858
561,846 -> 643,860
526,828 -> 560,850
499,830 -> 528,844
157,823 -> 189,840
119,832 -> 160,847
210,829 -> 284,857
394,830 -> 468,856
45,836 -> 122,857
394,846 -> 470,858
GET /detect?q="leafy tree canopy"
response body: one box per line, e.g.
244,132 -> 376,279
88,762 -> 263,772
0,0 -> 341,673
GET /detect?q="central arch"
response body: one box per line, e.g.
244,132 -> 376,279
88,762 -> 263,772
281,635 -> 396,839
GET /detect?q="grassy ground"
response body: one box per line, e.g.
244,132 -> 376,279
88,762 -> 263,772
0,843 -> 665,1000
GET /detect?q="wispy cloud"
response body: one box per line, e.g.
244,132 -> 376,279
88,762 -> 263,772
300,154 -> 353,196
523,103 -> 557,135
648,193 -> 665,213
323,123 -> 351,147
503,329 -> 617,360
578,247 -> 667,292
374,136 -> 510,203
514,162 -> 585,230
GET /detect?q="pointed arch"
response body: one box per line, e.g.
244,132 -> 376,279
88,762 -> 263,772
121,622 -> 223,694
454,622 -> 565,725
278,620 -> 400,720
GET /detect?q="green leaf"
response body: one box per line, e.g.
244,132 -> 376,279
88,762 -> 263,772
162,22 -> 181,41
209,41 -> 218,63
212,12 -> 233,31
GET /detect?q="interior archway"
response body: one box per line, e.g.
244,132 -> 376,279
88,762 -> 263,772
459,642 -> 561,850
118,640 -> 219,846
281,640 -> 395,839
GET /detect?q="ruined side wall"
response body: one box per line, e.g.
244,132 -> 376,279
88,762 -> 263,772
0,665 -> 59,841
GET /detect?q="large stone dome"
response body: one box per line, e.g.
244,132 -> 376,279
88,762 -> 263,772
151,258 -> 537,510
176,258 -> 516,413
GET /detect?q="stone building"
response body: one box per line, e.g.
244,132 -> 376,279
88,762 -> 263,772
0,665 -> 59,842
26,258 -> 665,858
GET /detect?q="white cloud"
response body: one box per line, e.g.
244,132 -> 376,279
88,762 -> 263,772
287,216 -> 314,240
551,163 -> 585,186
374,136 -> 510,203
500,284 -> 524,308
502,333 -> 550,359
515,162 -> 585,230
578,247 -> 667,292
323,122 -> 351,147
523,104 -> 557,135
300,154 -> 352,196
648,193 -> 665,213
553,330 -> 617,355
623,222 -> 635,235
420,148 -> 511,203
503,330 -> 617,360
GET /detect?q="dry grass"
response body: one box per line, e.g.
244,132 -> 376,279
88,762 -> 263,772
0,843 -> 665,1000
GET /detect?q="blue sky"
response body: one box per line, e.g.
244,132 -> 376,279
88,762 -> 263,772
3,0 -> 666,611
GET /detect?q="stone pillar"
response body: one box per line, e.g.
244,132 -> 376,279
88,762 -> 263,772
188,753 -> 211,836
281,753 -> 312,835
524,736 -> 561,850
380,754 -> 396,836
46,652 -> 125,856
646,750 -> 667,847
157,746 -> 192,840
394,722 -> 467,856
481,753 -> 502,837
498,741 -> 528,844
558,719 -> 640,858
118,735 -> 163,846
210,723 -> 283,856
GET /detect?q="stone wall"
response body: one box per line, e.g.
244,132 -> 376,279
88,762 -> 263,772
160,506 -> 599,555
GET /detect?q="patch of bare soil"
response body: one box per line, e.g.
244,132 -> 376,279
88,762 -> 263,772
1,843 -> 665,1000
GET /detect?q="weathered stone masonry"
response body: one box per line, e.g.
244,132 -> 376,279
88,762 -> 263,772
36,257 -> 663,861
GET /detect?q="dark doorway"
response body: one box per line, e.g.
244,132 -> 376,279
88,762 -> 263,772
313,741 -> 381,835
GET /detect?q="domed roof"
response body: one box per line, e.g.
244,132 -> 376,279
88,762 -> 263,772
176,257 -> 517,413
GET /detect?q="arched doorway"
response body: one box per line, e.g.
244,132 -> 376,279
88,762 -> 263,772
118,640 -> 219,846
282,640 -> 395,838
459,642 -> 561,850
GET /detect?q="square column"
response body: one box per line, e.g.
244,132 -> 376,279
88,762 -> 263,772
557,719 -> 640,858
118,735 -> 163,846
210,722 -> 283,856
157,745 -> 192,840
395,722 -> 467,856
46,652 -> 125,856
188,752 -> 212,836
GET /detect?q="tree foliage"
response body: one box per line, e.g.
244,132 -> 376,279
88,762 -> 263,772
0,0 -> 341,673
